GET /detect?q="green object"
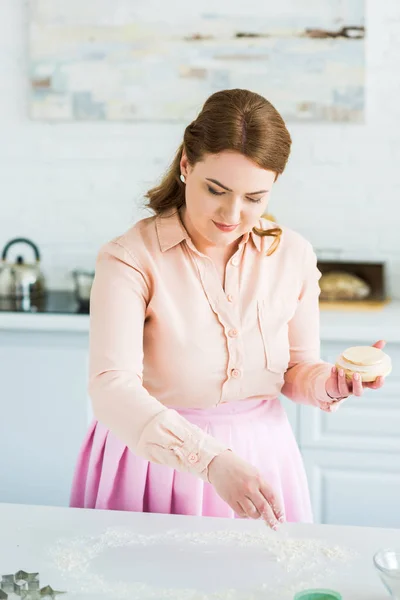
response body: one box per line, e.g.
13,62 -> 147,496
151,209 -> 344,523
293,590 -> 342,600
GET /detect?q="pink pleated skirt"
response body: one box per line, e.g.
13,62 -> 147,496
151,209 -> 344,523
70,397 -> 313,523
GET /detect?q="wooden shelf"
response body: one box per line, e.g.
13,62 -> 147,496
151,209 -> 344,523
319,298 -> 390,311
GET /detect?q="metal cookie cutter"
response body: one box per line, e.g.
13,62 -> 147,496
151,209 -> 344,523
0,571 -> 66,599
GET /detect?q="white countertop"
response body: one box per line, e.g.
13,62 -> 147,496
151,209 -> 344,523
0,301 -> 399,343
318,300 -> 400,342
0,502 -> 397,600
0,311 -> 90,333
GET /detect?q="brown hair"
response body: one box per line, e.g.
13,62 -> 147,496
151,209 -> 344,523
145,89 -> 292,255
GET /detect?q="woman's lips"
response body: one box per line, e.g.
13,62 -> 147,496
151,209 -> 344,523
213,221 -> 239,232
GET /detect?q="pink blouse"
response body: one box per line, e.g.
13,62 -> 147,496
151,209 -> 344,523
88,209 -> 336,481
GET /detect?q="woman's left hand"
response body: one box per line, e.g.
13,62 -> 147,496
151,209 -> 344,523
325,340 -> 386,401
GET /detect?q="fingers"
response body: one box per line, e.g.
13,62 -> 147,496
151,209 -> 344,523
329,366 -> 351,398
325,342 -> 386,403
241,493 -> 281,530
328,366 -> 340,397
260,482 -> 285,523
249,493 -> 281,530
351,372 -> 363,396
241,496 -> 261,520
337,368 -> 351,397
372,340 -> 386,350
236,481 -> 285,531
364,376 -> 385,390
213,452 -> 286,529
235,501 -> 248,519
332,366 -> 385,398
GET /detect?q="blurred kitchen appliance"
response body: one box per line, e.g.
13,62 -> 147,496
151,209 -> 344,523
72,269 -> 94,314
0,238 -> 46,312
317,260 -> 387,310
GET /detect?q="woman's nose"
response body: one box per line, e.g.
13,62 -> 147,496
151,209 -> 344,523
221,198 -> 241,223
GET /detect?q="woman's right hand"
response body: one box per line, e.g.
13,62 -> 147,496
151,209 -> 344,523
207,450 -> 285,530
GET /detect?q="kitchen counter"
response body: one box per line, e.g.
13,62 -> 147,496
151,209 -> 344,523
318,300 -> 400,342
0,502 -> 397,600
0,311 -> 90,333
0,300 -> 399,342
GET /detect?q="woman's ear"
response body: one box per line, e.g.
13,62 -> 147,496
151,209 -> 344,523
180,152 -> 189,178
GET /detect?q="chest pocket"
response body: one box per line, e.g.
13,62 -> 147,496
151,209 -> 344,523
257,299 -> 292,374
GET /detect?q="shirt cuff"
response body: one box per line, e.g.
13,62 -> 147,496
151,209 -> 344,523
136,409 -> 229,481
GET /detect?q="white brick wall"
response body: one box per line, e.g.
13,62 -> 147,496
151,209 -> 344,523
1,0 -> 400,297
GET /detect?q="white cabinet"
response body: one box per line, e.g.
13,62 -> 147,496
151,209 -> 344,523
302,449 -> 400,528
0,329 -> 90,507
299,340 -> 400,528
299,385 -> 400,452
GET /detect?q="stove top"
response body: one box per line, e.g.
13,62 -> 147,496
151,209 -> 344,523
0,291 -> 89,315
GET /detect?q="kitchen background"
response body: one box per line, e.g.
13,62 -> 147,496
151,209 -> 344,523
1,0 -> 400,294
0,0 -> 399,528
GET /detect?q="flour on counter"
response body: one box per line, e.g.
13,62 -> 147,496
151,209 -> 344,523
48,526 -> 358,599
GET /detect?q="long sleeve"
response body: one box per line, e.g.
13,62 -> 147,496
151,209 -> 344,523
281,242 -> 344,412
88,241 -> 228,481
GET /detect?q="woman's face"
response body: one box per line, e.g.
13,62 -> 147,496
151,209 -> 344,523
180,151 -> 276,251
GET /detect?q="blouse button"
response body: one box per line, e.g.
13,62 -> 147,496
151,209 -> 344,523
188,452 -> 199,464
231,257 -> 239,267
231,368 -> 241,379
228,329 -> 238,338
226,294 -> 234,302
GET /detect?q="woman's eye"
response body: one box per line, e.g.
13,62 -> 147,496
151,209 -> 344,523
207,185 -> 225,196
207,185 -> 263,203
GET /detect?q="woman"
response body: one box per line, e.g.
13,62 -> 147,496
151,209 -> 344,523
71,89 -> 385,529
